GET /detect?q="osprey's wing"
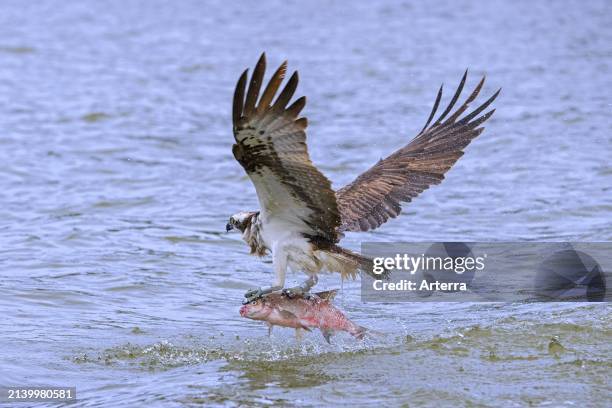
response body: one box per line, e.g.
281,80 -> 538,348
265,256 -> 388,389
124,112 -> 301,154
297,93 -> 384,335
336,72 -> 500,232
232,54 -> 340,242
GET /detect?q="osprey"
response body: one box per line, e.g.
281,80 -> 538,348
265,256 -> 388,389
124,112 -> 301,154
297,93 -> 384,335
226,54 -> 499,302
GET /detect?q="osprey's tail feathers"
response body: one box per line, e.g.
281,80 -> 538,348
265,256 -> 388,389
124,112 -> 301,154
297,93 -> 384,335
326,245 -> 391,281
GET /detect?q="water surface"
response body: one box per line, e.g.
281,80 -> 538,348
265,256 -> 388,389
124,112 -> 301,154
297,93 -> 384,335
1,1 -> 611,406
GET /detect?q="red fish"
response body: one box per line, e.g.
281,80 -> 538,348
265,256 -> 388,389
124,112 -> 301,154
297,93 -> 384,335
239,290 -> 367,343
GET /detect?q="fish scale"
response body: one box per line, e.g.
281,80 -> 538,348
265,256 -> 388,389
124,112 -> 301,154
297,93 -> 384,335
240,290 -> 367,343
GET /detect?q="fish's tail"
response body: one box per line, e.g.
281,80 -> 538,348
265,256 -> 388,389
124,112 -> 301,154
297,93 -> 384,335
322,326 -> 370,343
352,325 -> 368,340
352,325 -> 387,340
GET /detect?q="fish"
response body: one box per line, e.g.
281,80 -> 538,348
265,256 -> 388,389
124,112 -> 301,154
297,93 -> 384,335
239,290 -> 367,343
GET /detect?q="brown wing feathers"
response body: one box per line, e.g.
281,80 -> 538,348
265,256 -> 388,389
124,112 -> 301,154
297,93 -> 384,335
232,55 -> 498,238
232,54 -> 341,241
336,72 -> 500,233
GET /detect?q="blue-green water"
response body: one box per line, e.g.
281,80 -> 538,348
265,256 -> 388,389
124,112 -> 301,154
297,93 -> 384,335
1,1 -> 611,406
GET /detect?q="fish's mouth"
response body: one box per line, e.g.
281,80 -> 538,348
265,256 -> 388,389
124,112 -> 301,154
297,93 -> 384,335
239,305 -> 248,317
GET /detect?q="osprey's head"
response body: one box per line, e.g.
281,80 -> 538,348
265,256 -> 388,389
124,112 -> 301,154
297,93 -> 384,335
226,211 -> 258,233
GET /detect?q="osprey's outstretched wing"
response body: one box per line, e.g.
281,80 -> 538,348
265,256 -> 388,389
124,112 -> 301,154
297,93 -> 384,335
232,54 -> 341,242
336,72 -> 500,232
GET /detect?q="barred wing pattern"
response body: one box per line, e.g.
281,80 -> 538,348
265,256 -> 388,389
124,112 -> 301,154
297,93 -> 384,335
232,54 -> 341,242
336,72 -> 500,232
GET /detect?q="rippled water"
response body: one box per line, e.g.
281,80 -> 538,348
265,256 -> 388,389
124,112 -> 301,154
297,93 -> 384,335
1,1 -> 611,407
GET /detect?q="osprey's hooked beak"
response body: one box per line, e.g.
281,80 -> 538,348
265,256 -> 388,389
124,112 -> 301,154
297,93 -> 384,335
226,222 -> 233,232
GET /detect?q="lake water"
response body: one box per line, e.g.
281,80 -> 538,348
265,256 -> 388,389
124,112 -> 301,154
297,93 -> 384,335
1,1 -> 611,407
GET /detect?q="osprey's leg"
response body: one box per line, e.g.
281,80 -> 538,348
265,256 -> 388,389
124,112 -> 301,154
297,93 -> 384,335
283,274 -> 318,299
243,285 -> 281,303
243,243 -> 287,303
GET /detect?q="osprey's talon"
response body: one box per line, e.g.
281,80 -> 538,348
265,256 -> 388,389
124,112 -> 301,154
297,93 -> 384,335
245,287 -> 263,298
282,286 -> 308,299
243,285 -> 283,304
243,288 -> 264,304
